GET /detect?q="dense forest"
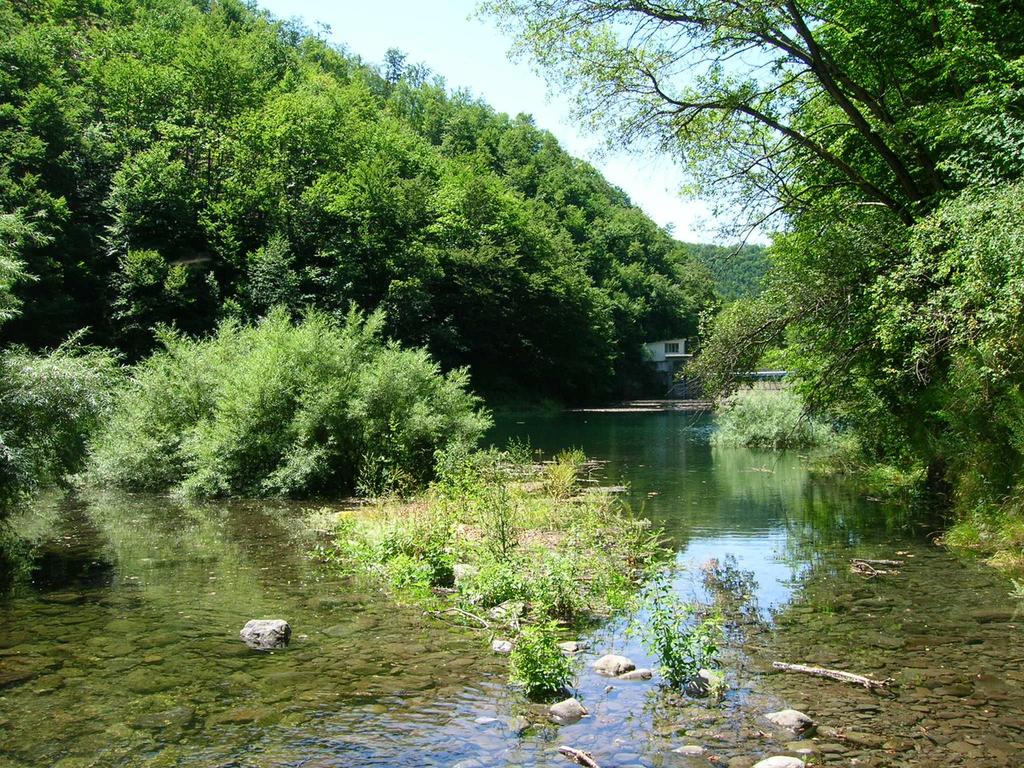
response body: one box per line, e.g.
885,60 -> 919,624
488,0 -> 1024,561
687,244 -> 768,301
0,0 -> 716,403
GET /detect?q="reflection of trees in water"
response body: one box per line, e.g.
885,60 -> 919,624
0,492 -> 66,594
78,490 -> 320,613
711,444 -> 923,560
2,490 -> 327,613
776,482 -> 923,569
701,554 -> 766,639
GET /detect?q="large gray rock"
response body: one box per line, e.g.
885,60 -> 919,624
549,697 -> 588,725
240,619 -> 291,651
591,654 -> 635,676
765,708 -> 815,734
752,758 -> 805,768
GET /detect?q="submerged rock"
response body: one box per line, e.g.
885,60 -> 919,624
838,730 -> 886,748
765,709 -> 815,734
674,745 -> 706,756
752,758 -> 805,768
682,669 -> 722,697
783,740 -> 817,755
129,706 -> 196,732
504,715 -> 529,734
592,654 -> 635,676
490,638 -> 513,655
125,668 -> 175,694
549,697 -> 588,725
239,619 -> 291,651
558,640 -> 587,655
618,668 -> 653,680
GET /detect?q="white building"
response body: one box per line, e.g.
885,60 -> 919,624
643,338 -> 697,396
643,338 -> 692,366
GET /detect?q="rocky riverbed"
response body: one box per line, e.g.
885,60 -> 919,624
1,412 -> 1022,767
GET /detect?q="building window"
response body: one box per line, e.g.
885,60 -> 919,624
664,342 -> 679,354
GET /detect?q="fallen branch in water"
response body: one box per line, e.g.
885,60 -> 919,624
850,558 -> 902,577
425,606 -> 490,630
559,746 -> 601,768
857,558 -> 904,566
772,662 -> 895,691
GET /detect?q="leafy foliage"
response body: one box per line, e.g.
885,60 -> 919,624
318,446 -> 666,625
713,389 -> 835,450
87,309 -> 489,498
509,620 -> 575,698
687,243 -> 768,301
633,579 -> 723,690
0,342 -> 121,504
0,212 -> 42,330
485,0 -> 1024,565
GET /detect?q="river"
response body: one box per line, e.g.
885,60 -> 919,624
0,410 -> 1021,767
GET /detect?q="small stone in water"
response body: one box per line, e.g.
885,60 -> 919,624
558,640 -> 587,654
783,740 -> 816,754
490,639 -> 513,655
549,697 -> 588,725
673,745 -> 706,756
765,709 -> 815,734
504,715 -> 529,734
752,758 -> 805,768
618,668 -> 653,680
239,619 -> 290,651
592,654 -> 635,676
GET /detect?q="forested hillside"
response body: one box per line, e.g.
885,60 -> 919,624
0,0 -> 714,401
686,244 -> 768,300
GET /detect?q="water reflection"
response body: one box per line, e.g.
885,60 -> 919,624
0,412 -> 1018,767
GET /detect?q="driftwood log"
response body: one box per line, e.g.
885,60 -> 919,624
558,746 -> 601,768
772,662 -> 894,691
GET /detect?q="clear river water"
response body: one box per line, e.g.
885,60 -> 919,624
0,410 -> 1021,767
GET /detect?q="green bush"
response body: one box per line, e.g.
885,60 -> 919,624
633,580 -> 723,690
458,556 -> 528,608
87,309 -> 490,498
509,620 -> 574,698
0,342 -> 122,505
545,447 -> 586,498
712,389 -> 834,450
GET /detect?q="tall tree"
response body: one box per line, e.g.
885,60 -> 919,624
483,0 -> 1023,230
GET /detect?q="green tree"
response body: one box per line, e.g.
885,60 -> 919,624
0,212 -> 41,328
483,0 -> 1024,526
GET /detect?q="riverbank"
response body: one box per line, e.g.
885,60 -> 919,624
571,399 -> 713,413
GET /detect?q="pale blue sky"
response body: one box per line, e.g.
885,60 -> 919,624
255,0 -> 717,243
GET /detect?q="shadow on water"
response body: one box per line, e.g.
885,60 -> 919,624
0,411 -> 1019,767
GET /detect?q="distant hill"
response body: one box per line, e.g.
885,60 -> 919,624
684,243 -> 769,301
